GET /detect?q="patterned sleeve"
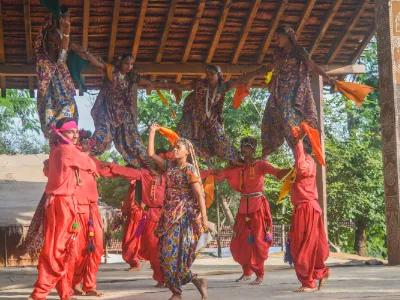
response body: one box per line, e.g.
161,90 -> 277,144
132,72 -> 141,84
185,164 -> 200,184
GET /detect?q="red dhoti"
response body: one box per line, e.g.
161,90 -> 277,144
138,216 -> 164,282
31,196 -> 76,300
122,205 -> 143,268
230,198 -> 273,278
290,202 -> 329,288
72,204 -> 104,292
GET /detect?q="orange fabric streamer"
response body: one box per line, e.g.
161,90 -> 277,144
159,126 -> 180,146
292,122 -> 325,166
232,84 -> 250,109
156,90 -> 176,119
203,175 -> 215,209
335,81 -> 375,107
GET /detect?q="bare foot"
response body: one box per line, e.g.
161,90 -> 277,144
235,274 -> 252,282
192,277 -> 208,300
318,269 -> 331,290
73,285 -> 85,296
155,282 -> 165,288
169,293 -> 182,300
126,266 -> 141,272
251,277 -> 263,286
28,295 -> 35,300
294,286 -> 318,292
85,290 -> 104,297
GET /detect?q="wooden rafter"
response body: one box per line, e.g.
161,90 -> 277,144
0,63 -> 365,77
256,0 -> 287,64
295,0 -> 317,37
23,0 -> 34,98
350,23 -> 376,64
131,0 -> 148,59
155,0 -> 178,63
108,0 -> 121,62
152,0 -> 178,80
308,0 -> 343,56
205,0 -> 231,64
0,0 -> 6,97
326,0 -> 369,64
231,0 -> 261,64
176,0 -> 206,82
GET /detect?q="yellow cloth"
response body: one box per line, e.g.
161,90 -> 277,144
156,90 -> 176,119
159,126 -> 179,146
335,81 -> 375,107
264,69 -> 274,84
203,175 -> 215,209
277,168 -> 297,204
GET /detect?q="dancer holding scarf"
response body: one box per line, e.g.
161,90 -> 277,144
29,118 -> 97,300
204,137 -> 288,285
148,124 -> 209,300
174,65 -> 266,164
35,6 -> 78,138
256,26 -> 336,158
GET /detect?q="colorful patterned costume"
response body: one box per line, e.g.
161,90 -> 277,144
213,160 -> 279,278
91,65 -> 151,168
176,79 -> 240,163
262,29 -> 317,157
35,14 -> 77,138
156,159 -> 203,294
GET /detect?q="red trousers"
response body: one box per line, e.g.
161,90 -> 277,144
72,204 -> 104,292
138,217 -> 164,282
31,196 -> 76,300
290,202 -> 329,288
230,204 -> 272,278
122,205 -> 143,268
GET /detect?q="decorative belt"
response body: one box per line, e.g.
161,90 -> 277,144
241,192 -> 263,198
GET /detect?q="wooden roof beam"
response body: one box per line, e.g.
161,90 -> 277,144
205,0 -> 232,64
152,0 -> 178,80
326,0 -> 369,64
108,0 -> 121,62
295,0 -> 317,37
256,0 -> 287,65
350,23 -> 376,64
0,63 -> 365,77
176,0 -> 206,83
308,0 -> 343,57
23,0 -> 34,98
132,0 -> 148,59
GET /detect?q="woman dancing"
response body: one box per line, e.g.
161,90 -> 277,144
147,124 -> 209,300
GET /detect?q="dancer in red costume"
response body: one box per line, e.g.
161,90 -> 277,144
102,149 -> 168,286
209,137 -> 287,285
29,118 -> 97,300
289,133 -> 330,292
71,131 -> 109,297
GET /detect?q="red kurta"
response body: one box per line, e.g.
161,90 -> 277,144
72,157 -> 110,292
215,161 -> 279,278
31,144 -> 97,300
109,163 -> 166,281
290,142 -> 329,288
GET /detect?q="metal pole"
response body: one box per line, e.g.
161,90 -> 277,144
281,204 -> 286,251
216,187 -> 222,258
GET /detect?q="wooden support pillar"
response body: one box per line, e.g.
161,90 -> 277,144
311,75 -> 328,234
376,0 -> 400,265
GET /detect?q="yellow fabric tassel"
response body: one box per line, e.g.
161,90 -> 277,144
105,63 -> 113,81
264,68 -> 274,85
277,167 -> 297,204
156,90 -> 176,119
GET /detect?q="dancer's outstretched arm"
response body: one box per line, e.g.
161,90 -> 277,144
147,123 -> 166,171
